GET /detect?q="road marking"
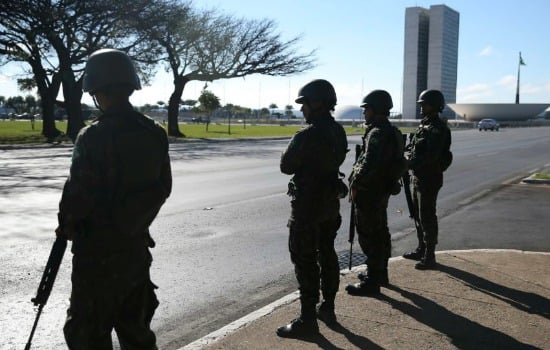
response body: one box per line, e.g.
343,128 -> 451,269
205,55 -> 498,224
476,151 -> 498,157
458,189 -> 491,206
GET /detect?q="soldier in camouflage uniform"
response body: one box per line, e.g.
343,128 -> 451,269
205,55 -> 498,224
402,89 -> 452,269
346,90 -> 405,296
277,79 -> 348,337
56,49 -> 172,349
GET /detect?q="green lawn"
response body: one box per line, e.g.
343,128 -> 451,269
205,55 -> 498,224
0,120 -> 415,144
0,120 -> 66,144
532,172 -> 550,180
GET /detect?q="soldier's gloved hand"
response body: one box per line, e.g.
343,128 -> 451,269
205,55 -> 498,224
55,225 -> 73,241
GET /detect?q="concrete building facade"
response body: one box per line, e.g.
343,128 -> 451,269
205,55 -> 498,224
403,5 -> 459,119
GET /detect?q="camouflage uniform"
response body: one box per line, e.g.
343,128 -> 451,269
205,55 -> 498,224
349,119 -> 402,279
58,102 -> 172,350
280,114 -> 347,318
408,115 -> 451,249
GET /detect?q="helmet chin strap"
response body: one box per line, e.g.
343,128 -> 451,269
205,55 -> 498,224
92,94 -> 105,113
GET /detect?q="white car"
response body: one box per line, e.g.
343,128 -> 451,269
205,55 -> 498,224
478,118 -> 499,131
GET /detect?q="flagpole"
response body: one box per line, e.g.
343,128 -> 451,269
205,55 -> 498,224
515,52 -> 521,104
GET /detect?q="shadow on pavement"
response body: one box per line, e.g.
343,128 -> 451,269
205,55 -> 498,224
383,284 -> 540,350
281,331 -> 345,350
324,321 -> 384,350
437,263 -> 550,320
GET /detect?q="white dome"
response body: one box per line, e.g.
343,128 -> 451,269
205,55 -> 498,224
447,103 -> 550,121
334,105 -> 363,120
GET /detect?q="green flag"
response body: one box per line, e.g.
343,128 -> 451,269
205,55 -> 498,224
519,52 -> 526,66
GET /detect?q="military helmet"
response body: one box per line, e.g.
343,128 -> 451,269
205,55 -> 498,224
295,79 -> 337,107
417,89 -> 445,111
360,90 -> 393,111
82,49 -> 141,93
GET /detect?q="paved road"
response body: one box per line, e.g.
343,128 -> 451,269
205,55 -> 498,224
1,126 -> 549,349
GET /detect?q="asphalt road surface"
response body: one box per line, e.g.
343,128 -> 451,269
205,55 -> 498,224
1,126 -> 549,349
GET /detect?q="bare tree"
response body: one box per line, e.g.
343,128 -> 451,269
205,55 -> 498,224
136,2 -> 316,137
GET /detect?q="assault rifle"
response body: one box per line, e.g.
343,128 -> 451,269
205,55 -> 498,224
402,134 -> 422,236
25,237 -> 67,350
348,144 -> 362,270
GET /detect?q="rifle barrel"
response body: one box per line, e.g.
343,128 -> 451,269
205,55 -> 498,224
25,237 -> 67,349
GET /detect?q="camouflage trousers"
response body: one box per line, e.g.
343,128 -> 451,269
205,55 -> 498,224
64,251 -> 158,350
412,173 -> 443,247
354,193 -> 391,272
288,199 -> 341,315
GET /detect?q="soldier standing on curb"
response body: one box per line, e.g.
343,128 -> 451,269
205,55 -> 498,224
345,90 -> 406,296
277,79 -> 348,337
56,49 -> 172,349
402,89 -> 452,269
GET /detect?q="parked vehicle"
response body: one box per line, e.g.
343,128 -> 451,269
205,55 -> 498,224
478,118 -> 500,131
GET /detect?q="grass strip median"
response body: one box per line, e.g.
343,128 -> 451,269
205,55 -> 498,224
1,120 -> 416,144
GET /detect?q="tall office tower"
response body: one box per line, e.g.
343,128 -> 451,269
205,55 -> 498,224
403,5 -> 459,119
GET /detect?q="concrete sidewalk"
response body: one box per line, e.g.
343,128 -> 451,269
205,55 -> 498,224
184,250 -> 549,350
181,170 -> 550,350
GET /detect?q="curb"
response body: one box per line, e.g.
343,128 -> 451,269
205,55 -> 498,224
178,249 -> 549,350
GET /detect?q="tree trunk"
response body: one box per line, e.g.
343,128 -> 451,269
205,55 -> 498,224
29,61 -> 62,140
40,91 -> 61,141
62,71 -> 85,142
167,76 -> 188,137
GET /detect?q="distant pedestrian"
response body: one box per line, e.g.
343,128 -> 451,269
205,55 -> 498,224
56,48 -> 172,349
277,79 -> 348,337
402,89 -> 452,269
346,90 -> 406,296
30,114 -> 35,130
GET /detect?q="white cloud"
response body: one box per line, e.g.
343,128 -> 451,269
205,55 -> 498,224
457,83 -> 493,102
521,84 -> 543,94
479,45 -> 494,57
457,76 -> 550,103
496,75 -> 516,89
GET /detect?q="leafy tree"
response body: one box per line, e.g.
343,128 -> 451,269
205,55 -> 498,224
135,2 -> 315,136
269,103 -> 278,109
198,89 -> 221,113
181,99 -> 197,107
285,104 -> 294,118
0,0 -> 160,141
6,96 -> 25,113
25,95 -> 38,112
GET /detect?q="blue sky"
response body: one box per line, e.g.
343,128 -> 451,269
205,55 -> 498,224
1,0 -> 549,113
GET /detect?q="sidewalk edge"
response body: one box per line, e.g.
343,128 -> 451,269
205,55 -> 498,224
178,249 -> 549,350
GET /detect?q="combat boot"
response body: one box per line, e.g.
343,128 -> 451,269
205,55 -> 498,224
317,300 -> 337,325
345,277 -> 380,296
277,304 -> 318,338
402,245 -> 425,261
358,268 -> 389,286
276,317 -> 319,338
415,246 -> 436,270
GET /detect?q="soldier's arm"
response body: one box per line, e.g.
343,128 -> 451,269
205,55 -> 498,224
351,128 -> 385,189
280,131 -> 306,175
158,127 -> 173,197
57,129 -> 102,239
410,127 -> 445,170
160,153 -> 172,197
